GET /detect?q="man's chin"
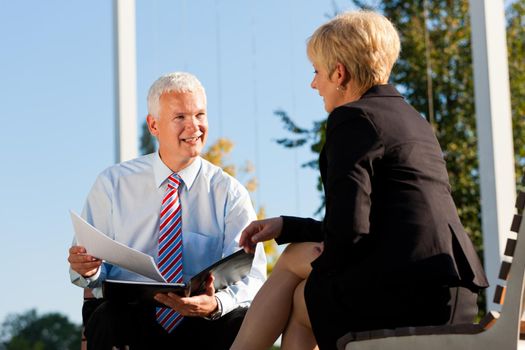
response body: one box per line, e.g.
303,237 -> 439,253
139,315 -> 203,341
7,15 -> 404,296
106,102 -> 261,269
185,148 -> 202,159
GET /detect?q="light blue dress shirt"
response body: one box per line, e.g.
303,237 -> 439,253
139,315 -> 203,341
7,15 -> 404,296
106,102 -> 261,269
70,153 -> 267,315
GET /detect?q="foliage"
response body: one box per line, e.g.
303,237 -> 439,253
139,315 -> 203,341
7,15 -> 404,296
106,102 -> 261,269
201,138 -> 237,177
139,121 -> 156,155
201,137 -> 279,273
275,110 -> 327,215
257,206 -> 279,274
0,309 -> 81,350
507,0 -> 525,182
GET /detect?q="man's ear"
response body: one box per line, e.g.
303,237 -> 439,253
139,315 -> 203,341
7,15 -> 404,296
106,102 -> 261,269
146,114 -> 159,137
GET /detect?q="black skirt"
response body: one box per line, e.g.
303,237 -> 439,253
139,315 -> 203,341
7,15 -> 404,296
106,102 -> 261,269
304,266 -> 479,350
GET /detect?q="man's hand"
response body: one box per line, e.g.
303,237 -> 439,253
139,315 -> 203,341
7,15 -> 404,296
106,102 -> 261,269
239,217 -> 283,253
154,275 -> 219,318
68,245 -> 102,277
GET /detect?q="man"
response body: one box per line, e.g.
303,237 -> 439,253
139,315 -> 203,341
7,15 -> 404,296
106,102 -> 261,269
68,72 -> 267,349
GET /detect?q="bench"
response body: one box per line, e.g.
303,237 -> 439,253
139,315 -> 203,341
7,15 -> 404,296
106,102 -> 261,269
337,175 -> 525,350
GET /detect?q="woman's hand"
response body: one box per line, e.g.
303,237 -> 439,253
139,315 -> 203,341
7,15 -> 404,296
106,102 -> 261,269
239,217 -> 283,253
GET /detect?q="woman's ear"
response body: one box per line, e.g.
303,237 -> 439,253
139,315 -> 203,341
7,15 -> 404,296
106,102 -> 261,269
335,62 -> 350,87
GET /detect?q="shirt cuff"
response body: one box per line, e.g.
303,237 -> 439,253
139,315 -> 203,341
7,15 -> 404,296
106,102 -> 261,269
215,290 -> 234,316
70,267 -> 102,289
203,296 -> 223,320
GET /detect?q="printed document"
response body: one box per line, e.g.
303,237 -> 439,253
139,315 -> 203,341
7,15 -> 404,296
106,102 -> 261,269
69,211 -> 166,282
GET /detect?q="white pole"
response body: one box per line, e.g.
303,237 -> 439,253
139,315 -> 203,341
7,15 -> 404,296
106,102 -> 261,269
469,0 -> 515,311
114,0 -> 138,163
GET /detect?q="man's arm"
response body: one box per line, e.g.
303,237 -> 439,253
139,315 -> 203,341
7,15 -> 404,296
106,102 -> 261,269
69,173 -> 113,294
214,183 -> 267,316
155,182 -> 266,318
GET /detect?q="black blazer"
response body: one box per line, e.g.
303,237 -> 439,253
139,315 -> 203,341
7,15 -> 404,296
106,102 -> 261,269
277,85 -> 488,337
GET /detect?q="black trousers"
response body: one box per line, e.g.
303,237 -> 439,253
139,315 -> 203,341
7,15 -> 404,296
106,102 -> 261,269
83,299 -> 247,350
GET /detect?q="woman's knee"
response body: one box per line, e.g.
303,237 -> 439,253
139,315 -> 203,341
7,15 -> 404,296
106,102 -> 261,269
274,242 -> 323,278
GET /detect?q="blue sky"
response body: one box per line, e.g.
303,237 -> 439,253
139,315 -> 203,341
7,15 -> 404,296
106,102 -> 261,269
0,0 -> 357,325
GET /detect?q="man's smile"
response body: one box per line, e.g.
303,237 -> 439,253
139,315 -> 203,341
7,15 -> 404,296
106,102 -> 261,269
180,134 -> 203,143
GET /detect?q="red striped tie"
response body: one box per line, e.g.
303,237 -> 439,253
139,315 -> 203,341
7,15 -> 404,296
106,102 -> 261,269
156,173 -> 184,332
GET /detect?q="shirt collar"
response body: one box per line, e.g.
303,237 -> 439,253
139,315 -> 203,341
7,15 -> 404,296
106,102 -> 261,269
153,152 -> 202,190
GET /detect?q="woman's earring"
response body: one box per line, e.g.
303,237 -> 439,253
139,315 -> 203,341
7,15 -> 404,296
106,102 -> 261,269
337,85 -> 346,91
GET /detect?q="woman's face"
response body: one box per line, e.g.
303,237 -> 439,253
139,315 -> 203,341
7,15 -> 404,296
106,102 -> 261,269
310,62 -> 340,113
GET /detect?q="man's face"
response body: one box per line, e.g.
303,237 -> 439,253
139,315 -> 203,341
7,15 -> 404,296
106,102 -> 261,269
147,90 -> 208,171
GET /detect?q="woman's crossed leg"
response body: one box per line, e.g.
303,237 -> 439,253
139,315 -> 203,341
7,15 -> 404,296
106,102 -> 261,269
231,242 -> 323,350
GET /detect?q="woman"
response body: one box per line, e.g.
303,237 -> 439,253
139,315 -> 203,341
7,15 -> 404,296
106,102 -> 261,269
231,10 -> 488,350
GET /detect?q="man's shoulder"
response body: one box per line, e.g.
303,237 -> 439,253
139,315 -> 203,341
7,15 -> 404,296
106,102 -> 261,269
199,157 -> 235,182
97,153 -> 155,182
199,158 -> 247,194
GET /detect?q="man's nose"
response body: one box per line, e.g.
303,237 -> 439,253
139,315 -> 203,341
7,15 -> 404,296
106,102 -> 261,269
184,117 -> 199,131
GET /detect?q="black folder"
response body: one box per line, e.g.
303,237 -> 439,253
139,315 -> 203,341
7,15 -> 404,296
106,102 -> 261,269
102,250 -> 254,307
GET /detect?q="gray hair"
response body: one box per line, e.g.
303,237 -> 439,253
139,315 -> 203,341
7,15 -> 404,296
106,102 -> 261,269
147,72 -> 206,119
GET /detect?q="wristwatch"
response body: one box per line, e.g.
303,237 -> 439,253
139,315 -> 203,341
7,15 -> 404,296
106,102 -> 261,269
205,296 -> 222,321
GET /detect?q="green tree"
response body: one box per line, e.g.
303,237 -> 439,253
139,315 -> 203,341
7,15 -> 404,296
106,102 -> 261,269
275,110 -> 326,215
0,309 -> 81,350
507,0 -> 525,183
139,121 -> 156,155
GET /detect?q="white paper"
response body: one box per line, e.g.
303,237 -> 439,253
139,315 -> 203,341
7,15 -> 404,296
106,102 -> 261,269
70,210 -> 166,282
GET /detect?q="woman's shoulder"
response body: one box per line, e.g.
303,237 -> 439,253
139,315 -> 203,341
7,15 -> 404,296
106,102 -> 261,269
327,103 -> 376,134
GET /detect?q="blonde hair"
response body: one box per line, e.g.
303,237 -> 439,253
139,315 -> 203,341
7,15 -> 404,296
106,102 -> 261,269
307,10 -> 400,94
